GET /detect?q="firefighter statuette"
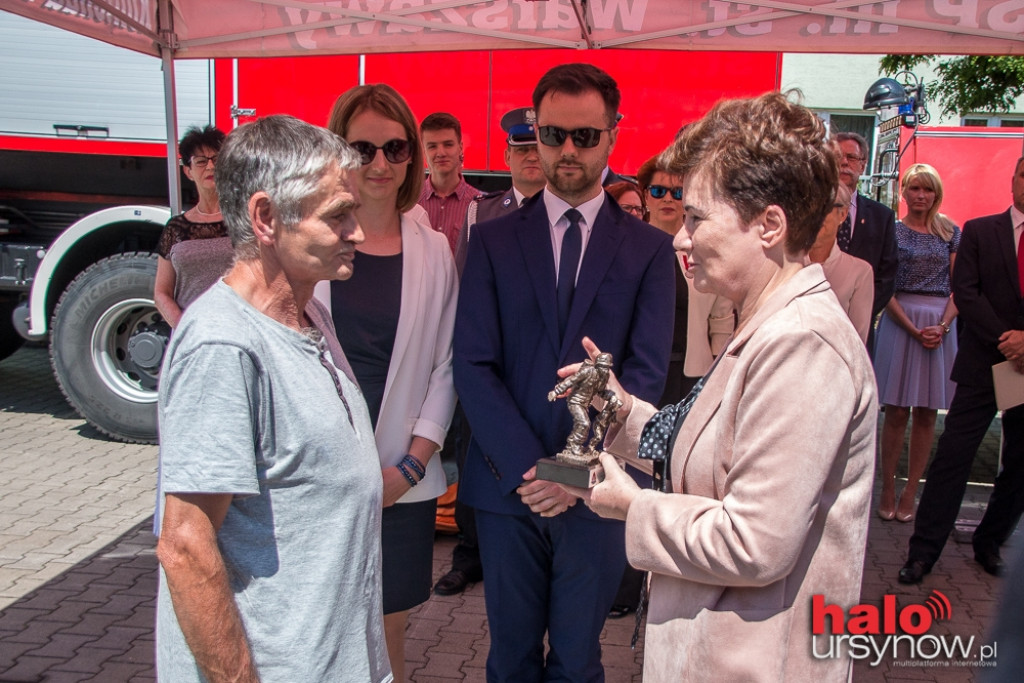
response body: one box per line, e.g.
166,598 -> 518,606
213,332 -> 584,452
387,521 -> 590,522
537,353 -> 622,488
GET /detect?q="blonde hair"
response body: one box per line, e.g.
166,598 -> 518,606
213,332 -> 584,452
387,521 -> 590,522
901,163 -> 954,242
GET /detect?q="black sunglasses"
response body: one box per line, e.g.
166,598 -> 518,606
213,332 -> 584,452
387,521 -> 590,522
648,185 -> 683,201
349,139 -> 412,165
537,125 -> 614,149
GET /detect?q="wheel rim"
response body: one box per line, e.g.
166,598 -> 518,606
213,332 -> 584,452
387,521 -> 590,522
90,298 -> 163,404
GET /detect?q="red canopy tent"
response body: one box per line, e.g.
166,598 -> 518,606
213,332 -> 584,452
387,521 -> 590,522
4,0 -> 1023,208
4,0 -> 1024,57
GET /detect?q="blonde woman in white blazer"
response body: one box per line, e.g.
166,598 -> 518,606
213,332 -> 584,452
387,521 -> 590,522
322,84 -> 457,682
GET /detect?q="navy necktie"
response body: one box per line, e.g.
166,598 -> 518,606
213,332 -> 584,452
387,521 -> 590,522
837,215 -> 852,252
557,209 -> 582,338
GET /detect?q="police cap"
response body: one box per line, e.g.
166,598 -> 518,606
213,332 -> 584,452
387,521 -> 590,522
500,107 -> 537,147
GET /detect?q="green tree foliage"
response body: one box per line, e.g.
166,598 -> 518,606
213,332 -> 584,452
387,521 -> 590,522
879,55 -> 1024,120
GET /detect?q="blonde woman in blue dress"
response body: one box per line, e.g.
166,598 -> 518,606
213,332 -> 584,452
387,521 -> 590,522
875,163 -> 960,522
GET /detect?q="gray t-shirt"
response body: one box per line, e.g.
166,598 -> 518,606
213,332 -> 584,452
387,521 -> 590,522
156,281 -> 391,683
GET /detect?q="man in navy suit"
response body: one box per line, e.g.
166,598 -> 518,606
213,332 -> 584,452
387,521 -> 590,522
835,132 -> 898,350
435,107 -> 548,598
899,157 -> 1024,584
454,64 -> 674,681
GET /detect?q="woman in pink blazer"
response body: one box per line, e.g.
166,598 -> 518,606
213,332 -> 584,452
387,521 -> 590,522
560,93 -> 876,681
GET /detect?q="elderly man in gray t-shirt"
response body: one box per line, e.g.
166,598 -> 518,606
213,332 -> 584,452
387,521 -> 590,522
155,116 -> 391,683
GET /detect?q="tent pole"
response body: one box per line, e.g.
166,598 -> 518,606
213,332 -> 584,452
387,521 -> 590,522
159,0 -> 181,214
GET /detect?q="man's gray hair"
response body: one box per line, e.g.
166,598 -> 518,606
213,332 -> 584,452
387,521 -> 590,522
215,115 -> 362,260
835,131 -> 869,160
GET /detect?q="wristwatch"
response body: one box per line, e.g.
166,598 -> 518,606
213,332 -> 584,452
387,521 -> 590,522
939,320 -> 951,335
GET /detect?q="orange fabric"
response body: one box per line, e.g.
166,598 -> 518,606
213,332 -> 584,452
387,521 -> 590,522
435,482 -> 459,534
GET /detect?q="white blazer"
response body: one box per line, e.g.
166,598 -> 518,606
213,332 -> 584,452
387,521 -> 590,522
315,212 -> 458,502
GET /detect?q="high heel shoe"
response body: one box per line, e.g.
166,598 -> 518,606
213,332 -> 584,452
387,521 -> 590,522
876,507 -> 896,521
896,490 -> 916,523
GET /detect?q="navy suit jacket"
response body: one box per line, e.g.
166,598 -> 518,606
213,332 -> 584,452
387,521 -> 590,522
951,209 -> 1024,388
602,169 -> 627,187
453,190 -> 675,517
847,193 -> 898,317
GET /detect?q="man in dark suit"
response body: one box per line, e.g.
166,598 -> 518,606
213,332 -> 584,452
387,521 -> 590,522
899,157 -> 1024,584
435,107 -> 547,598
454,64 -> 674,681
836,132 -> 898,349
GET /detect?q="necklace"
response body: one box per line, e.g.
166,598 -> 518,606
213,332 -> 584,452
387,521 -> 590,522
194,205 -> 221,217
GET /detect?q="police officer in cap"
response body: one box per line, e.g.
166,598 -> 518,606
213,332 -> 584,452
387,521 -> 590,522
453,107 -> 546,274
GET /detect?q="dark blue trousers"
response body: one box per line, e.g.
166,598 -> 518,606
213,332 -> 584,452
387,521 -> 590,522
476,508 -> 626,683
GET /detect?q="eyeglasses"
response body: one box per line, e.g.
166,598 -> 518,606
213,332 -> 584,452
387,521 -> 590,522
537,125 -> 614,149
349,139 -> 412,165
620,204 -> 644,217
189,154 -> 217,168
842,153 -> 865,164
648,185 -> 683,201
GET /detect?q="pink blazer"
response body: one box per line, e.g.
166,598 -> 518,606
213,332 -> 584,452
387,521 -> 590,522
606,265 -> 877,682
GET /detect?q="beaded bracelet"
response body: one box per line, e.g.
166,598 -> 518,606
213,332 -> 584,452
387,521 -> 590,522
401,454 -> 426,479
397,462 -> 418,487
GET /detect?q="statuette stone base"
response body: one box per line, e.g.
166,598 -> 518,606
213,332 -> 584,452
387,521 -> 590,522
536,453 -> 605,488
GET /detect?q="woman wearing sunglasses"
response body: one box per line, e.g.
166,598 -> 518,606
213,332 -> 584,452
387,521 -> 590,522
154,125 -> 233,328
326,84 -> 457,682
637,155 -> 734,406
639,157 -> 685,237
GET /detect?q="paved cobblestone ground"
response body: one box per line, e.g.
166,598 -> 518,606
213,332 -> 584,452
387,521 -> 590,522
0,344 -> 1017,682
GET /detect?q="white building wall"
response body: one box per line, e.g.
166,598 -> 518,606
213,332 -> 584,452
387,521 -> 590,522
781,53 -> 1024,126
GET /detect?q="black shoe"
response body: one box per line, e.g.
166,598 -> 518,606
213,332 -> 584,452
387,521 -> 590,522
433,569 -> 476,596
608,604 -> 635,619
898,559 -> 931,585
974,548 -> 1003,577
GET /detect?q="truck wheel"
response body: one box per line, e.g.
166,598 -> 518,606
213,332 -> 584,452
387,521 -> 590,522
0,294 -> 25,362
50,252 -> 168,444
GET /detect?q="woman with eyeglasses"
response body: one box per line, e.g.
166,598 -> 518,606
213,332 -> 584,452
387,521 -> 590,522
606,180 -> 646,220
325,84 -> 457,682
154,125 -> 232,328
874,163 -> 960,524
